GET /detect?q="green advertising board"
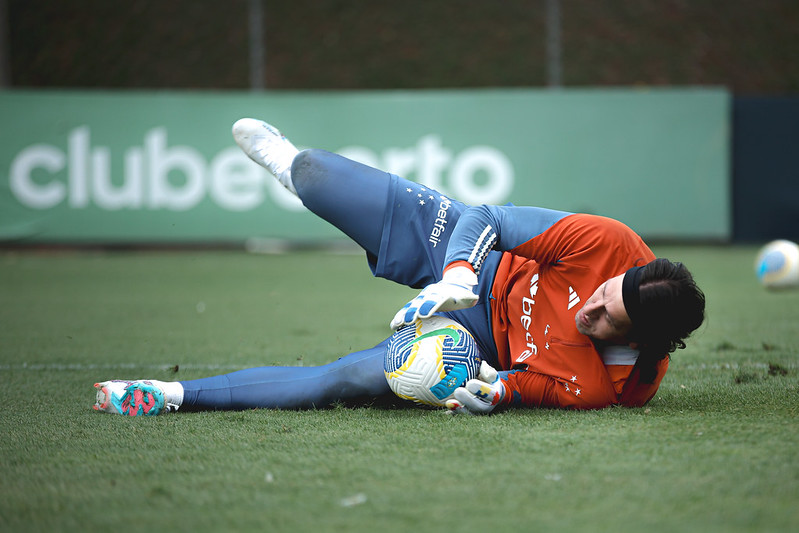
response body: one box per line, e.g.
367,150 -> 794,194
0,88 -> 729,244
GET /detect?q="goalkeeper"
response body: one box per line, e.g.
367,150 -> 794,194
93,118 -> 705,416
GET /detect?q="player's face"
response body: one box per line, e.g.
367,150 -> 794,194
575,274 -> 633,344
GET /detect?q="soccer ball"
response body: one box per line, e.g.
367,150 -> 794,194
755,239 -> 799,289
384,316 -> 482,407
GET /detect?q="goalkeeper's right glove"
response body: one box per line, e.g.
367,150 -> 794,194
390,265 -> 478,330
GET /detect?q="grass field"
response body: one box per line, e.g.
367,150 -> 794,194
1,245 -> 797,532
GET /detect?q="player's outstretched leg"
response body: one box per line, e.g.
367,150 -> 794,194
232,119 -> 391,258
92,343 -> 391,414
290,148 -> 391,260
179,342 -> 390,410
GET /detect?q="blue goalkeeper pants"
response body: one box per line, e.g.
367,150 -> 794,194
180,149 -> 500,410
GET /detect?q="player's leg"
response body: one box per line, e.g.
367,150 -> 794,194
179,341 -> 391,410
293,147 -> 465,289
291,148 -> 390,262
233,119 -> 387,259
233,118 -> 464,288
94,340 -> 392,414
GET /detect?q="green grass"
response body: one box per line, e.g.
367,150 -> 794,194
1,246 -> 798,532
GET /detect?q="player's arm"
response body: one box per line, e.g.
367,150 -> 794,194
498,369 -> 617,410
443,205 -> 572,274
391,205 -> 571,329
445,366 -> 615,414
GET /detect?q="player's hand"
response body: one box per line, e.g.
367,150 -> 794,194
445,361 -> 505,415
390,266 -> 479,330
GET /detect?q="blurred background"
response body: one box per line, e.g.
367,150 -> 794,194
1,0 -> 797,245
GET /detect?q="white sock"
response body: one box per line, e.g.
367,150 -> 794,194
275,158 -> 298,196
149,380 -> 184,407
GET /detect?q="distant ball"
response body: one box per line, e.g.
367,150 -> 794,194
384,316 -> 481,407
755,239 -> 799,289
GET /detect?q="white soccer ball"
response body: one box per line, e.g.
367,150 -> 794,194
755,239 -> 799,289
384,316 -> 482,407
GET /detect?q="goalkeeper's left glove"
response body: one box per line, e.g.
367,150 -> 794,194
445,361 -> 505,415
390,265 -> 478,331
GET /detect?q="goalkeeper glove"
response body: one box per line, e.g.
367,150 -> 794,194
445,361 -> 505,415
390,265 -> 479,330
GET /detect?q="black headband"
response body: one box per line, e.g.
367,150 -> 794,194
622,265 -> 646,327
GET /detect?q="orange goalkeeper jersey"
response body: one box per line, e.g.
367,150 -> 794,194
446,209 -> 664,409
